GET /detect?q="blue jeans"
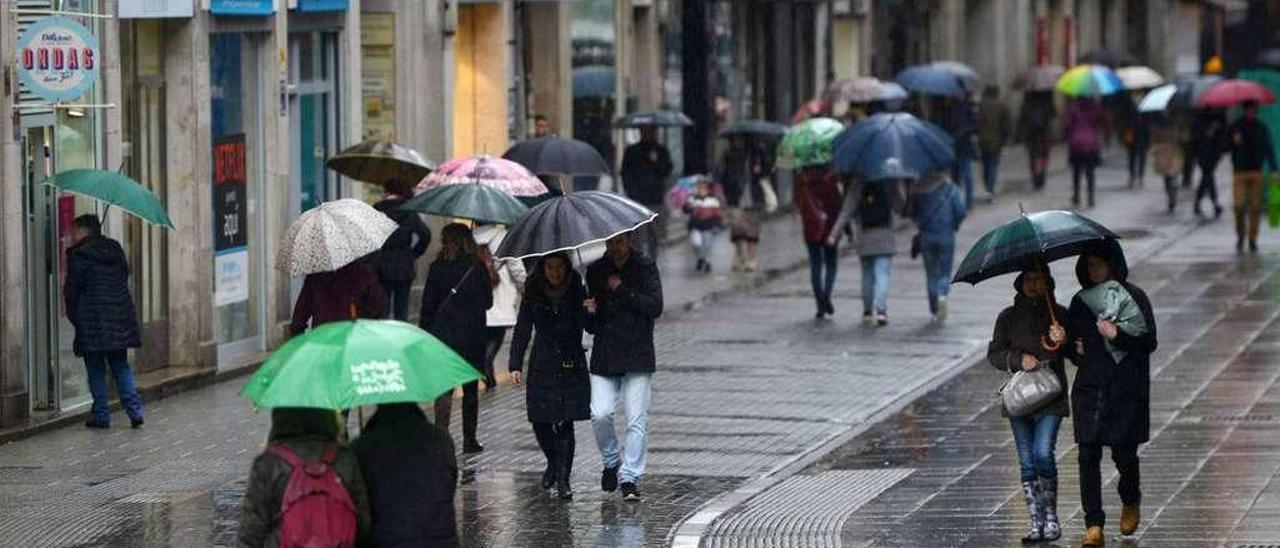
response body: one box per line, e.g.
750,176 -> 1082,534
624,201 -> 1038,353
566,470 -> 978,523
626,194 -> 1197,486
859,254 -> 892,314
84,350 -> 144,424
980,150 -> 1001,195
806,243 -> 838,304
920,235 -> 955,314
952,154 -> 975,209
591,373 -> 652,484
1010,413 -> 1062,482
383,279 -> 411,322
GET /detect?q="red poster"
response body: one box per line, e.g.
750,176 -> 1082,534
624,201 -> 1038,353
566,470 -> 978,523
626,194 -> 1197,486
1063,17 -> 1075,68
58,195 -> 75,316
1035,18 -> 1048,66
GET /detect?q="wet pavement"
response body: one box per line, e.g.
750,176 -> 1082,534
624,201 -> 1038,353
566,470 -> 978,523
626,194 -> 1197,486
0,146 -> 1265,547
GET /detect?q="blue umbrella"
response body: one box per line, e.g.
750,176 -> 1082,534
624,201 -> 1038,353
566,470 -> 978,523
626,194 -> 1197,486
832,113 -> 955,181
573,66 -> 614,99
897,64 -> 973,98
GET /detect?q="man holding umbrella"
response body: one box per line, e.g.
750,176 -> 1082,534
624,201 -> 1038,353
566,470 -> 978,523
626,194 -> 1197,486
621,126 -> 675,257
1228,101 -> 1278,253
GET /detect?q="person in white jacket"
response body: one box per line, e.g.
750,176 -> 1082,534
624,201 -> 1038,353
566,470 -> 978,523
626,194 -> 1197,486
475,224 -> 528,391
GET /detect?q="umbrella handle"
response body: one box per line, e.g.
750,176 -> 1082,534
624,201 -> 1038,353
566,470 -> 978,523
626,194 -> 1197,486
1040,290 -> 1063,351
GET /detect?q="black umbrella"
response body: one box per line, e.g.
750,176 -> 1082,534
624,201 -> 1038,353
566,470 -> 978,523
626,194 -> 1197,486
1256,48 -> 1280,70
325,140 -> 435,186
1168,75 -> 1223,110
502,136 -> 611,177
1078,49 -> 1137,68
615,110 -> 693,128
718,119 -> 789,139
495,191 -> 656,260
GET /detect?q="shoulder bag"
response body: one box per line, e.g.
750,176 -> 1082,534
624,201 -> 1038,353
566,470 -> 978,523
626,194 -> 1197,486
998,357 -> 1062,417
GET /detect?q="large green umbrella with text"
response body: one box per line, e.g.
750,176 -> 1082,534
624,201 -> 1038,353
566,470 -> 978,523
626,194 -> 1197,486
241,320 -> 482,409
46,169 -> 174,229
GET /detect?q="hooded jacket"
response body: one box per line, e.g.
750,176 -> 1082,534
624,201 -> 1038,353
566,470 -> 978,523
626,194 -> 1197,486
1065,239 -> 1157,446
64,235 -> 142,356
987,271 -> 1071,418
586,250 -> 663,376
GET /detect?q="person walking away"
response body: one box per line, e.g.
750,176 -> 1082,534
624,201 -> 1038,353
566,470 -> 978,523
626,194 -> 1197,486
795,165 -> 843,318
509,253 -> 592,500
420,223 -> 496,453
1018,91 -> 1057,190
908,172 -> 966,322
1120,93 -> 1151,188
621,125 -> 674,257
829,179 -> 905,326
683,176 -> 724,273
949,95 -> 980,208
1228,101 -> 1279,253
988,268 -> 1070,543
351,403 -> 458,547
1065,240 -> 1157,547
1150,120 -> 1184,213
718,136 -> 774,271
1066,98 -> 1104,208
372,180 -> 431,322
585,233 -> 663,501
1192,109 -> 1228,219
64,214 -> 145,429
978,86 -> 1012,202
290,258 -> 387,336
238,408 -> 371,548
475,224 -> 527,391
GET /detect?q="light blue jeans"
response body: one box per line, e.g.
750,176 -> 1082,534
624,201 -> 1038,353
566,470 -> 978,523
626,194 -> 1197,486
1010,413 -> 1062,482
84,350 -> 144,424
920,235 -> 955,314
860,254 -> 893,314
591,373 -> 653,484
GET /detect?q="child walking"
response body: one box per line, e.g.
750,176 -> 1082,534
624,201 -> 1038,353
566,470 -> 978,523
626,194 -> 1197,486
684,176 -> 724,273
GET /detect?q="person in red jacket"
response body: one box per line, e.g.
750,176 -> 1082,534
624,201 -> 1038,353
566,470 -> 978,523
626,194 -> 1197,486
289,258 -> 387,336
794,165 -> 843,318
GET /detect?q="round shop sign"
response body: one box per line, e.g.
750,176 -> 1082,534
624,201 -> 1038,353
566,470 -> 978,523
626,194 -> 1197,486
16,16 -> 100,102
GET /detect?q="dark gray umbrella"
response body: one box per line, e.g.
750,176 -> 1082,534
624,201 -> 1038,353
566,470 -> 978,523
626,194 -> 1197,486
1256,48 -> 1280,70
615,111 -> 693,128
1168,75 -> 1223,110
1078,49 -> 1137,68
495,191 -> 656,260
325,140 -> 435,186
502,136 -> 611,176
718,119 -> 789,139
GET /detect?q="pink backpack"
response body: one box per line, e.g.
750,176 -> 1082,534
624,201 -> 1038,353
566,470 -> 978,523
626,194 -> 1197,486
266,444 -> 358,548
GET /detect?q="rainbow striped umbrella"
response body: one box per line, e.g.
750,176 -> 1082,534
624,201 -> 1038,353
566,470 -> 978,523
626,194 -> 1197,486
1055,64 -> 1124,98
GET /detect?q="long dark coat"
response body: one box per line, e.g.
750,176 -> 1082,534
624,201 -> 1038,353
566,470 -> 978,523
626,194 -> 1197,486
585,251 -> 664,376
508,271 -> 591,424
420,255 -> 494,368
350,404 -> 458,547
372,197 -> 431,283
987,272 -> 1071,418
64,235 -> 142,356
1065,240 -> 1157,446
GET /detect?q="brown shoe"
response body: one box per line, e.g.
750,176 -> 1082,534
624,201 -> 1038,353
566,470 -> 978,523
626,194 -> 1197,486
1082,526 -> 1106,547
1120,505 -> 1140,535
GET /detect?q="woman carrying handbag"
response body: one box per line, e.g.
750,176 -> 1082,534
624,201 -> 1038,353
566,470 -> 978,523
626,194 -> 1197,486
988,266 -> 1069,543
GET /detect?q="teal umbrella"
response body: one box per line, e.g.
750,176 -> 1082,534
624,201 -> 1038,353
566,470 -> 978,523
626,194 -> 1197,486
777,117 -> 844,169
401,183 -> 529,225
47,169 -> 173,228
953,209 -> 1118,285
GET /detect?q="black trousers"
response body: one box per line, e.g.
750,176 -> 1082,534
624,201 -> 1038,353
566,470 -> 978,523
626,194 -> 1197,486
1078,443 -> 1141,528
532,421 -> 575,467
483,327 -> 507,383
1072,163 -> 1097,204
1196,159 -> 1221,210
435,381 -> 480,443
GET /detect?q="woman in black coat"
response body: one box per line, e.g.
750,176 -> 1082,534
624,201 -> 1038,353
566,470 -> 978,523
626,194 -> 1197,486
420,223 -> 495,454
1065,239 -> 1157,546
509,253 -> 591,500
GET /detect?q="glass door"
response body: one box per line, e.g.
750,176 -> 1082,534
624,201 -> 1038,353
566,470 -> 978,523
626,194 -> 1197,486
288,31 -> 342,302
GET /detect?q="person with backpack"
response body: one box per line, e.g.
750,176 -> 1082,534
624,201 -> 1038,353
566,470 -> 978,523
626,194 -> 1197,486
238,407 -> 370,548
829,178 -> 906,326
908,172 -> 966,323
373,180 -> 431,322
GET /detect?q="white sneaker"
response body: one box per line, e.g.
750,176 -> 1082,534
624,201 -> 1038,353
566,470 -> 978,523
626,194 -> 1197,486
935,297 -> 948,322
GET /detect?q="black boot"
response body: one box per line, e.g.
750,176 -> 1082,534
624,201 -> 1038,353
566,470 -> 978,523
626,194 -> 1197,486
556,436 -> 575,500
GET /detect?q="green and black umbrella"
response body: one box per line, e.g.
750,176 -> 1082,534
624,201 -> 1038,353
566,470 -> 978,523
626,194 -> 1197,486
953,209 -> 1118,285
400,183 -> 529,226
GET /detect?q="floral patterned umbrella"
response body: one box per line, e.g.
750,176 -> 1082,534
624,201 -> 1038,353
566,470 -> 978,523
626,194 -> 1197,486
277,199 -> 398,276
418,155 -> 548,197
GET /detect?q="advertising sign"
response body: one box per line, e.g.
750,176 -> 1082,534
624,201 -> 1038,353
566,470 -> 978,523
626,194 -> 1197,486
213,134 -> 250,305
16,16 -> 101,102
209,0 -> 274,16
119,0 -> 194,18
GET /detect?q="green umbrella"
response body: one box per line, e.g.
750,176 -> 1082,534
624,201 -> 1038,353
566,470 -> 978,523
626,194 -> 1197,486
400,183 -> 529,225
952,209 -> 1118,285
241,320 -> 482,409
777,117 -> 844,169
46,169 -> 174,228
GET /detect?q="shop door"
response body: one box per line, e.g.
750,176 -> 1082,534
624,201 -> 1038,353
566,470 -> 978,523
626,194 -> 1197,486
288,31 -> 342,301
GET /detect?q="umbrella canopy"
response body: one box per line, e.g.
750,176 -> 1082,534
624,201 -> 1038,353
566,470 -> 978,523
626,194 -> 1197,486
615,110 -> 693,128
400,183 -> 529,226
718,119 -> 789,139
1020,65 -> 1066,91
777,117 -> 845,169
1078,49 -> 1137,68
418,155 -> 547,197
572,65 -> 614,99
1167,75 -> 1224,110
495,191 -> 656,260
897,64 -> 971,98
1056,64 -> 1125,97
1138,84 -> 1177,113
502,136 -> 611,176
874,82 -> 910,102
1258,49 -> 1280,70
1196,79 -> 1277,108
47,169 -> 174,228
952,209 -> 1119,284
1116,66 -> 1164,90
832,113 -> 955,181
931,61 -> 983,89
824,77 -> 887,106
325,140 -> 435,186
241,319 -> 482,409
277,199 -> 398,276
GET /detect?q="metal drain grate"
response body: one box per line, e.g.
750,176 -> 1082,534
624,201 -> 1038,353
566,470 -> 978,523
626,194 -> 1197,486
703,468 -> 913,548
1236,544 -> 1280,548
1190,414 -> 1278,423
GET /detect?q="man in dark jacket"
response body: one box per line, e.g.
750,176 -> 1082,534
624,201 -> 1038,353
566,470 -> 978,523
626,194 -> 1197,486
1228,101 -> 1279,253
585,233 -> 663,502
64,215 -> 145,429
620,126 -> 674,256
373,180 -> 431,321
351,403 -> 457,546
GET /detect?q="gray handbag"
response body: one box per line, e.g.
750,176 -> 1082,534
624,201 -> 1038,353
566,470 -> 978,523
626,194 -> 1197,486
999,358 -> 1063,417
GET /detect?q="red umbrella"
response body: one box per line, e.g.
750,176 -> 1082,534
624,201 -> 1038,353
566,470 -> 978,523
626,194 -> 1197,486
1196,79 -> 1276,108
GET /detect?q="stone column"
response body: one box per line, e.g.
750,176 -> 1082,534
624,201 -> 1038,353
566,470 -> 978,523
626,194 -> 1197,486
523,1 -> 571,138
262,4 -> 290,347
0,0 -> 30,426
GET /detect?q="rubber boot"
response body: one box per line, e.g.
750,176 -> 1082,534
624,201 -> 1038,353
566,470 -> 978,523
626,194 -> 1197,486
1021,479 -> 1044,543
1040,476 -> 1061,541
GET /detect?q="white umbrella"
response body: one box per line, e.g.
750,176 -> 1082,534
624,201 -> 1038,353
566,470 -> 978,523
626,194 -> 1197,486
1117,66 -> 1164,90
1138,84 -> 1177,112
277,198 -> 399,276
